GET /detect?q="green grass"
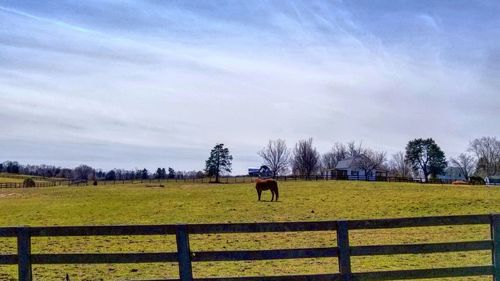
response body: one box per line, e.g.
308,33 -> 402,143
0,181 -> 499,280
0,177 -> 24,183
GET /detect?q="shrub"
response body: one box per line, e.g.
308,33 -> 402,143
23,178 -> 36,188
469,176 -> 485,185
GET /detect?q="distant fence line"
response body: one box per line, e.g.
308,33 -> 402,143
0,175 -> 477,188
0,214 -> 499,281
63,176 -> 437,187
0,182 -> 60,188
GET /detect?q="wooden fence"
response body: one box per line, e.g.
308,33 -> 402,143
65,176 -> 458,186
0,175 -> 473,188
0,214 -> 499,281
0,182 -> 59,188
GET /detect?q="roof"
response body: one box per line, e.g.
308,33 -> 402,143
335,157 -> 355,170
334,155 -> 369,170
330,155 -> 388,172
438,167 -> 466,179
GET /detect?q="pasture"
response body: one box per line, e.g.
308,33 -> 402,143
0,180 -> 499,280
0,174 -> 55,184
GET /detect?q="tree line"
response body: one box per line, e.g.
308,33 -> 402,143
254,136 -> 500,182
0,161 -> 204,182
2,136 -> 499,184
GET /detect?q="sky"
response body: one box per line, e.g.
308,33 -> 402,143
1,0 -> 499,174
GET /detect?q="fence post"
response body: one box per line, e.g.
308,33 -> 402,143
176,225 -> 193,281
17,227 -> 32,281
492,214 -> 500,281
337,221 -> 351,281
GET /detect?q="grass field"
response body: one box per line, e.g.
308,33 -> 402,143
0,177 -> 24,183
0,174 -> 54,184
0,180 -> 499,280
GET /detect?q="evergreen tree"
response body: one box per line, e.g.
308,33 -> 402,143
141,168 -> 149,180
105,170 -> 116,181
405,138 -> 447,182
155,168 -> 167,179
205,143 -> 233,183
168,167 -> 176,179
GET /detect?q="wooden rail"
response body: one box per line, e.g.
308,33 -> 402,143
0,175 -> 476,189
0,182 -> 58,188
0,214 -> 498,281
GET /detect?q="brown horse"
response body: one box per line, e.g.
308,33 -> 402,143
255,179 -> 279,201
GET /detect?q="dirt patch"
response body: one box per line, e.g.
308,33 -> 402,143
0,193 -> 17,199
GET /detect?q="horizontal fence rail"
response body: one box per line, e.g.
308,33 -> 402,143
0,214 -> 499,281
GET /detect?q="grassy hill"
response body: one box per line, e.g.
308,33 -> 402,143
0,181 -> 499,280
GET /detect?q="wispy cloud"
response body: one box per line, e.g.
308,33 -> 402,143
0,5 -> 94,33
0,0 -> 499,173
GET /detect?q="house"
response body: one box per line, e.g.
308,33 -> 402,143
485,175 -> 500,186
330,155 -> 387,181
248,168 -> 260,177
248,165 -> 273,178
436,167 -> 467,181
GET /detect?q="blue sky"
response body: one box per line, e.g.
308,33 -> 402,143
1,0 -> 499,174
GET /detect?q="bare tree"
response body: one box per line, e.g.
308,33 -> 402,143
292,138 -> 320,177
450,153 -> 476,180
258,139 -> 290,177
389,151 -> 413,178
321,153 -> 336,174
321,142 -> 348,175
347,141 -> 365,157
71,165 -> 95,181
357,149 -> 387,180
468,137 -> 500,177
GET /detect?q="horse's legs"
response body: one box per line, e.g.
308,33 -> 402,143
271,190 -> 275,201
257,189 -> 262,201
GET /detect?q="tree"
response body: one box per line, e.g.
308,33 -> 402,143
71,165 -> 95,181
141,168 -> 149,180
357,149 -> 386,180
168,167 -> 176,179
95,169 -> 105,180
258,139 -> 290,177
58,168 -> 72,179
321,153 -> 336,175
3,161 -> 20,174
468,137 -> 500,177
155,168 -> 162,179
346,141 -> 364,157
205,143 -> 233,183
450,153 -> 476,180
405,138 -> 447,182
292,138 -> 320,177
389,151 -> 413,178
105,170 -> 116,181
321,142 -> 349,174
155,168 -> 167,179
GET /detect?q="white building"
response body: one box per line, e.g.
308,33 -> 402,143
436,167 -> 467,181
485,175 -> 500,186
331,155 -> 387,181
